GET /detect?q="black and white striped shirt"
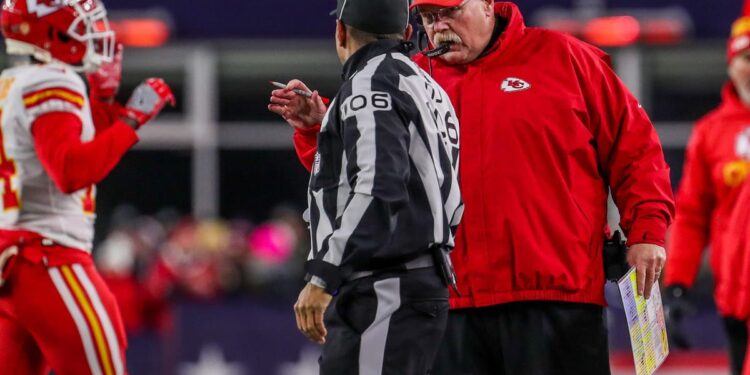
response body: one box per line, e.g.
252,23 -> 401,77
306,40 -> 462,292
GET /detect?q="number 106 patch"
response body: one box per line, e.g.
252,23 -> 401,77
340,91 -> 392,121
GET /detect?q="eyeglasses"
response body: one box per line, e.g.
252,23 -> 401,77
416,0 -> 476,26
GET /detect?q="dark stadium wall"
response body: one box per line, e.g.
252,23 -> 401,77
107,0 -> 740,40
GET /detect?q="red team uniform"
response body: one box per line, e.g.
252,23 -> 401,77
0,1 -> 174,374
665,84 -> 750,320
665,4 -> 750,374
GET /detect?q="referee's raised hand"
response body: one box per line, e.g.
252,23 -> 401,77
268,79 -> 328,131
294,282 -> 332,344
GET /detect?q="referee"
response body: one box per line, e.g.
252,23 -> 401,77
273,0 -> 462,373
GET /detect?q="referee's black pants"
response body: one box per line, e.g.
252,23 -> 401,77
319,267 -> 449,375
431,301 -> 611,375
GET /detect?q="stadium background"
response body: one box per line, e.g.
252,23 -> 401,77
4,0 -> 742,373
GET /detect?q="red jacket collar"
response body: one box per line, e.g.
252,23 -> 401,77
483,2 -> 526,63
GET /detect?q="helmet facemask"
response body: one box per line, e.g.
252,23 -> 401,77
66,1 -> 114,72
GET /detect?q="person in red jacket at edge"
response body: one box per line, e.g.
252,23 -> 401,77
270,0 -> 674,373
0,1 -> 174,374
664,3 -> 750,375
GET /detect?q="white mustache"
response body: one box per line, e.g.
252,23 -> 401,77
433,32 -> 462,46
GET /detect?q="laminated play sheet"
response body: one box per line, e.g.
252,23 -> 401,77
618,267 -> 669,375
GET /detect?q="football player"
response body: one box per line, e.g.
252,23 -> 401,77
0,0 -> 174,374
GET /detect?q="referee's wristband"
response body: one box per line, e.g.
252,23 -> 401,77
309,276 -> 328,290
305,260 -> 344,294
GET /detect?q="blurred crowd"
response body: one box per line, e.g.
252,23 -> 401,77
93,204 -> 309,335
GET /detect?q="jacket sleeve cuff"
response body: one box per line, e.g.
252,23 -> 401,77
296,124 -> 321,137
626,216 -> 668,247
306,275 -> 328,290
305,259 -> 344,295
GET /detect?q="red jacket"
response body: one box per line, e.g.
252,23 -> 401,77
294,2 -> 674,308
664,83 -> 750,318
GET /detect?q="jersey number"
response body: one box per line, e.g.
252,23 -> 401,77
0,110 -> 20,211
340,92 -> 392,121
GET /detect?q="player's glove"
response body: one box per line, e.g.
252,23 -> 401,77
663,284 -> 693,349
86,43 -> 123,101
121,78 -> 176,130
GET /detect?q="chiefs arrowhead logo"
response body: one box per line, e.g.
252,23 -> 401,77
27,0 -> 65,17
500,77 -> 531,93
732,35 -> 750,54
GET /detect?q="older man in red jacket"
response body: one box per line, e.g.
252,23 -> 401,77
269,1 -> 674,374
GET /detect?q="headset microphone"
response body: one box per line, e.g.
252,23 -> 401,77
422,43 -> 451,57
417,28 -> 450,76
417,28 -> 451,57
